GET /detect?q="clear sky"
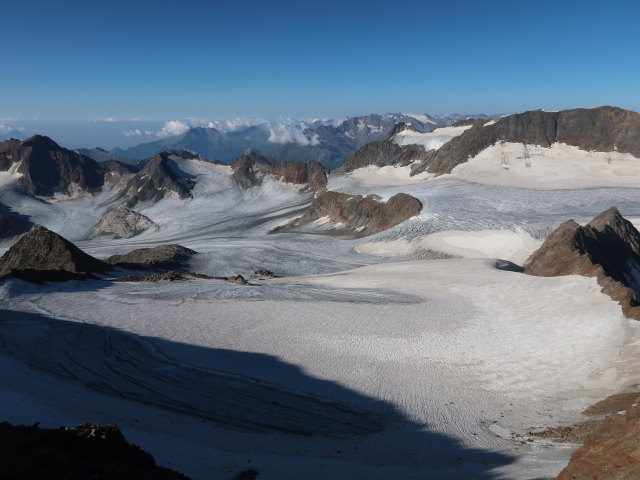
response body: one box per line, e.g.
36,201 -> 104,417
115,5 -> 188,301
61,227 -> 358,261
1,0 -> 639,122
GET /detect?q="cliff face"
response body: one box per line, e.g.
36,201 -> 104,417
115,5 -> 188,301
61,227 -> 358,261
231,151 -> 327,191
270,191 -> 422,238
523,207 -> 640,320
0,135 -> 105,196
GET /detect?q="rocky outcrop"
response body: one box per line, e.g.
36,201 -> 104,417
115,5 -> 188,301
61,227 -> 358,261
120,151 -> 196,206
387,122 -> 421,140
0,135 -> 105,196
231,151 -> 327,191
0,203 -> 31,239
101,160 -> 139,188
342,107 -> 640,176
270,191 -> 422,238
523,207 -> 640,320
93,205 -> 155,239
0,422 -> 190,480
0,226 -> 110,281
553,397 -> 640,480
105,244 -> 197,270
340,140 -> 429,173
417,106 -> 640,175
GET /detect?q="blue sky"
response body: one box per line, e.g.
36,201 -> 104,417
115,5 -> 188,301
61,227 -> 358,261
1,0 -> 639,124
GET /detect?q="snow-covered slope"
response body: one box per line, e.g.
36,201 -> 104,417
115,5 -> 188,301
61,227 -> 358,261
391,125 -> 473,149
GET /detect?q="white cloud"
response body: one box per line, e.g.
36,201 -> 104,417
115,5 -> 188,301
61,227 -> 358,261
157,120 -> 190,138
267,120 -> 320,146
123,128 -> 154,137
102,117 -> 117,122
0,121 -> 24,135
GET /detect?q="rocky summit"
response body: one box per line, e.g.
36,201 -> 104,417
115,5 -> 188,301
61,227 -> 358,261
524,207 -> 640,319
231,151 -> 327,191
121,151 -> 197,206
0,226 -> 110,281
270,191 -> 422,238
0,135 -> 105,197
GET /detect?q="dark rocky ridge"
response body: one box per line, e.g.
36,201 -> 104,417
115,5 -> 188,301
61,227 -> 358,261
0,422 -> 190,480
270,191 -> 422,238
340,140 -> 428,172
342,106 -> 640,176
0,227 -> 110,281
106,244 -> 197,270
120,151 -> 197,206
231,151 -> 327,191
523,207 -> 640,320
0,135 -> 105,197
0,202 -> 31,239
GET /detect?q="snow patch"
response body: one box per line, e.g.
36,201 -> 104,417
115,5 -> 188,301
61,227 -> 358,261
392,125 -> 473,149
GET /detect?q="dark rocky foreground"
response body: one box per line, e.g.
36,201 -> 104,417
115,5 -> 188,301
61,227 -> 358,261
0,422 -> 191,480
270,191 -> 422,238
0,226 -> 110,281
523,207 -> 640,320
231,150 -> 327,191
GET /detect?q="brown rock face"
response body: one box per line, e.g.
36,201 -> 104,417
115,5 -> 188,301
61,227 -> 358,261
105,244 -> 197,270
231,151 -> 327,191
341,140 -> 429,173
0,135 -> 105,196
0,227 -> 110,281
0,422 -> 191,480
523,207 -> 640,320
270,191 -> 422,238
553,398 -> 640,480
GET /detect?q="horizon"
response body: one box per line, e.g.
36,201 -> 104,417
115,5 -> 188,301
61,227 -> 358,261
3,1 -> 639,119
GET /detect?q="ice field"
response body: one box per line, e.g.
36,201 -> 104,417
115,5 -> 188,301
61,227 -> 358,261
2,147 -> 640,479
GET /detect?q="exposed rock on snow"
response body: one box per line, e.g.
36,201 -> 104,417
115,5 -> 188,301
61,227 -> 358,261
0,202 -> 31,239
0,135 -> 105,197
340,140 -> 428,173
553,396 -> 640,480
93,204 -> 155,239
121,151 -> 197,206
105,244 -> 197,270
270,191 -> 422,238
343,107 -> 640,180
524,207 -> 640,319
0,421 -> 191,479
417,106 -> 640,175
231,151 -> 327,191
101,160 -> 139,188
0,226 -> 110,281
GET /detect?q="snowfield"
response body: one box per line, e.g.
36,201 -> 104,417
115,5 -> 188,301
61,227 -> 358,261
391,125 -> 473,149
2,150 -> 640,479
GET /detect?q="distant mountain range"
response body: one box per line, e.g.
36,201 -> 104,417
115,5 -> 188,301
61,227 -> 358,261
78,113 -> 497,169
